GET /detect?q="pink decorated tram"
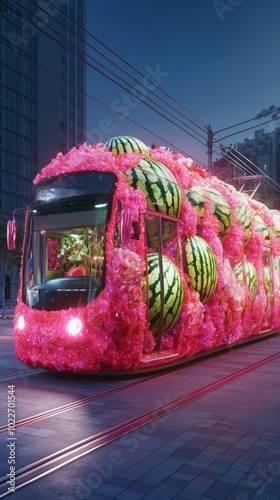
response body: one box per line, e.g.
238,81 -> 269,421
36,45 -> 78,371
8,136 -> 280,373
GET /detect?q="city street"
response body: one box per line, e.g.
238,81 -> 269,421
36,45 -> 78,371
1,320 -> 280,499
1,2 -> 280,498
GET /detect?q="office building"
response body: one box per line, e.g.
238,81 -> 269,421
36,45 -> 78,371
212,127 -> 280,208
236,127 -> 280,185
0,0 -> 86,299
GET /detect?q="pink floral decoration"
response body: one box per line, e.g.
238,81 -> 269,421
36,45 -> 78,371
14,139 -> 280,373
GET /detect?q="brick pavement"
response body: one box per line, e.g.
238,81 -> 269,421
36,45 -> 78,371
1,322 -> 280,499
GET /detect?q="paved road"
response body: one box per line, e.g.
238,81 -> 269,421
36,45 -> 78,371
0,322 -> 280,499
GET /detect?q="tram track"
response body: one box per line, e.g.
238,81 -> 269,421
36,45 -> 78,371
0,350 -> 279,497
0,338 -> 279,435
0,374 -> 158,435
0,349 -> 232,434
0,370 -> 46,384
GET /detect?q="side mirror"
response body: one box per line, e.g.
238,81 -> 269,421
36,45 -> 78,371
7,220 -> 17,250
120,210 -> 132,245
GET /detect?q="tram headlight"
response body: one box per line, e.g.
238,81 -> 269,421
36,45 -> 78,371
66,317 -> 83,337
18,315 -> 26,330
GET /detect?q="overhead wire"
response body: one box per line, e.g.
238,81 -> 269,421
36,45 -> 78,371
211,112 -> 280,193
211,141 -> 280,196
41,0 -> 280,187
61,6 -> 280,193
58,0 -> 280,183
1,15 -> 207,165
3,0 -> 280,193
45,0 -> 210,134
215,116 -> 280,142
43,0 -> 280,192
17,0 -> 208,148
0,39 -> 205,167
210,132 -> 280,194
10,0 -> 274,180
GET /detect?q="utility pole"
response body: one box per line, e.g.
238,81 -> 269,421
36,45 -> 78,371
207,125 -> 213,173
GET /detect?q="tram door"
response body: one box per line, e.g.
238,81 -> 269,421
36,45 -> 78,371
262,249 -> 274,330
143,213 -> 182,357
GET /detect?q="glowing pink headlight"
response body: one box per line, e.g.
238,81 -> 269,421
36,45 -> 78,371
18,315 -> 26,330
66,317 -> 83,336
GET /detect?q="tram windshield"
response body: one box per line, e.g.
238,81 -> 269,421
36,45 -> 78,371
23,172 -> 117,311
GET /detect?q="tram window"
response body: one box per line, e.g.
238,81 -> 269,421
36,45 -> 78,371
58,226 -> 105,275
144,215 -> 180,258
162,219 -> 180,264
24,224 -> 106,310
144,214 -> 159,251
143,214 -> 182,355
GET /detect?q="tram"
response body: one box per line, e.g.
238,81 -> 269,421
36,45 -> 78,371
8,136 -> 280,373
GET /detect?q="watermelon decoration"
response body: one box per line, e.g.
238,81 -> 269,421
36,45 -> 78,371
143,253 -> 184,335
233,261 -> 243,285
186,186 -> 205,217
186,186 -> 232,239
233,191 -> 252,241
254,213 -> 269,243
234,261 -> 258,300
104,136 -> 150,156
126,158 -> 181,218
270,210 -> 280,239
126,158 -> 182,246
235,202 -> 252,240
246,262 -> 259,300
263,266 -> 272,295
185,235 -> 218,303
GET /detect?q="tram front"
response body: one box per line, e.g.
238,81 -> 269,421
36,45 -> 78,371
14,171 -> 120,371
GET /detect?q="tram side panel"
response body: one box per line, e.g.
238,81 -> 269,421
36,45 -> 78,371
11,136 -> 280,373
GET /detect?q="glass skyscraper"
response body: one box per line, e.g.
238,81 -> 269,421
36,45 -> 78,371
0,0 -> 86,215
0,0 -> 38,215
0,0 -> 86,299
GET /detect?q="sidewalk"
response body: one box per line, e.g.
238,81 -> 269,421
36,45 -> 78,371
0,300 -> 16,319
6,333 -> 280,499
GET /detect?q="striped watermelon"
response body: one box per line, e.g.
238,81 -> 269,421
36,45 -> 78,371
233,191 -> 252,240
143,253 -> 184,335
185,235 -> 218,303
104,136 -> 150,156
254,213 -> 269,243
186,186 -> 232,239
270,210 -> 280,239
235,203 -> 252,240
125,158 -> 182,218
234,261 -> 258,300
185,186 -> 205,217
246,262 -> 259,300
233,262 -> 244,286
263,266 -> 272,295
274,257 -> 280,275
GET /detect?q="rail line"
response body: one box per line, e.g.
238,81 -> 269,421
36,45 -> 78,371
0,350 -> 279,497
0,374 -> 157,435
0,370 -> 46,384
0,336 -> 278,434
0,332 -> 279,432
0,347 -> 233,434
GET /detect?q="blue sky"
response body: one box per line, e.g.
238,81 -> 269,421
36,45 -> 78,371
85,0 -> 280,166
